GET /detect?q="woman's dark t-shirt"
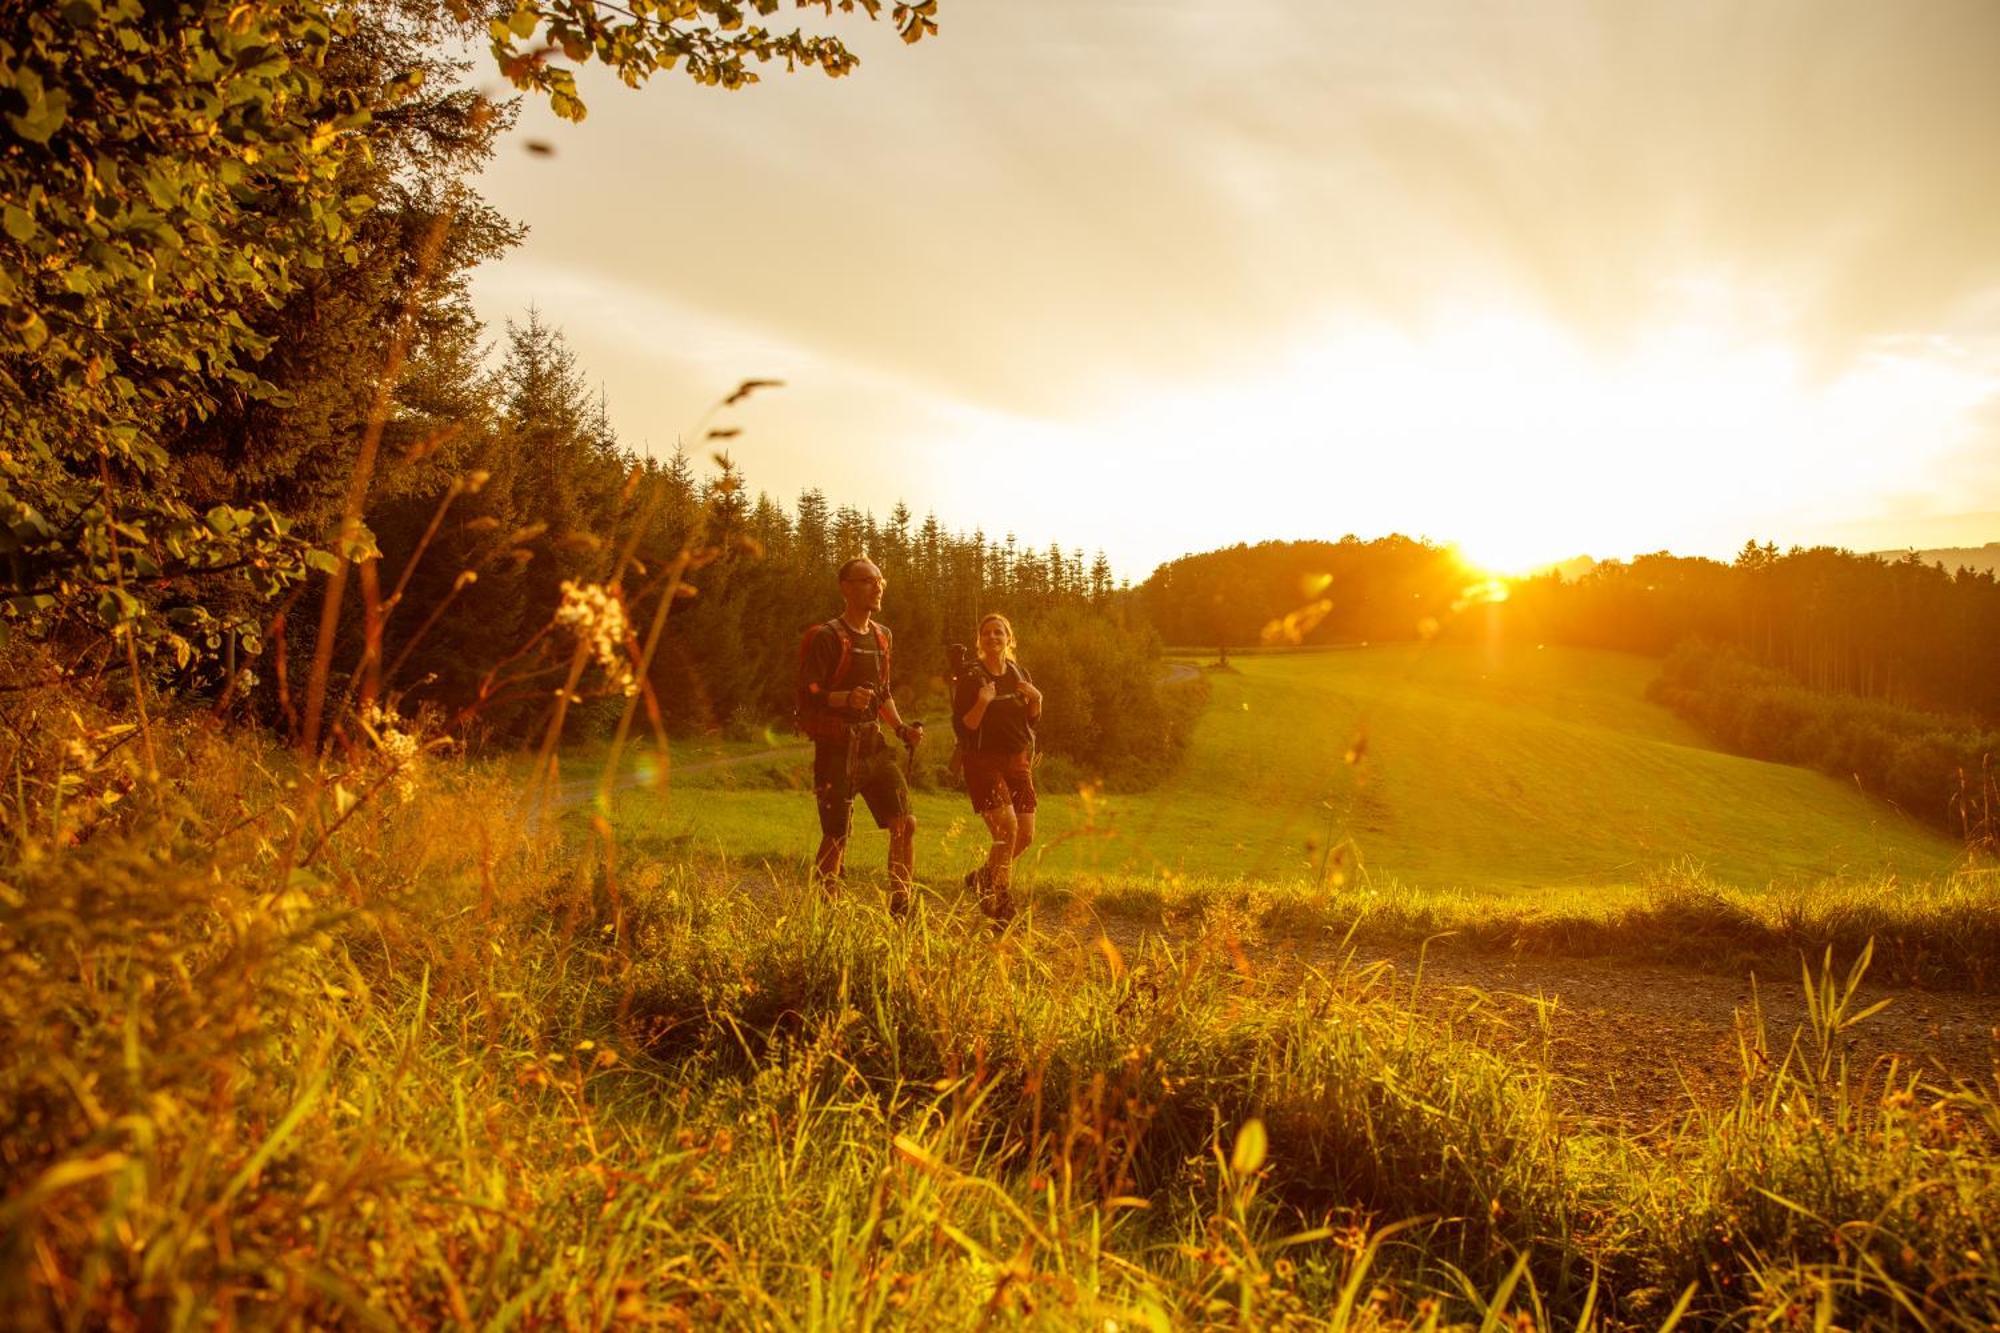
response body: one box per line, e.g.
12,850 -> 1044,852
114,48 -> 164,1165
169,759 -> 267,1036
954,661 -> 1035,754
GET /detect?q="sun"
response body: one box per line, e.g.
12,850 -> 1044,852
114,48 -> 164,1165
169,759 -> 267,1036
1449,534 -> 1562,580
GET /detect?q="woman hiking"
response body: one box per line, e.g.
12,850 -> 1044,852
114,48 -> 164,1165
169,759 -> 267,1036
954,612 -> 1042,921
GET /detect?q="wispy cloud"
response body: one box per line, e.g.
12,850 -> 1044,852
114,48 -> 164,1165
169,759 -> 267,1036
472,0 -> 2000,570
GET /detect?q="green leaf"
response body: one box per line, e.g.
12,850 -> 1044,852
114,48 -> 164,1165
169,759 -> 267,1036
95,586 -> 141,625
7,87 -> 70,144
304,548 -> 340,574
14,310 -> 47,352
2,205 -> 33,242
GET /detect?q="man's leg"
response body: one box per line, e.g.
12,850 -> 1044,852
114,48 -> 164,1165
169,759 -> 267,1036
887,813 -> 918,915
814,831 -> 847,888
812,742 -> 851,892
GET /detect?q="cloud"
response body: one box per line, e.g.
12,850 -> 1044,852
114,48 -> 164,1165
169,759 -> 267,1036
470,0 -> 2000,570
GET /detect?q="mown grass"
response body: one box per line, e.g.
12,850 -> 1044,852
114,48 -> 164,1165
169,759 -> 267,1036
588,646 -> 1966,894
1049,861 -> 2000,992
6,702 -> 1999,1328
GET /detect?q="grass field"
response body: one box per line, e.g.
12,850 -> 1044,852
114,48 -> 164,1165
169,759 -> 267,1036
15,671 -> 2000,1328
590,642 -> 1963,895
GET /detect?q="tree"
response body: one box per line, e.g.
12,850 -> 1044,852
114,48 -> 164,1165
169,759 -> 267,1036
1,0 -> 950,675
1,0 -> 379,660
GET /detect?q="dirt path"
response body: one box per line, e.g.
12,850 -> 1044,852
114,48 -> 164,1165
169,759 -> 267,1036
1065,906 -> 2000,1132
1346,944 -> 1998,1131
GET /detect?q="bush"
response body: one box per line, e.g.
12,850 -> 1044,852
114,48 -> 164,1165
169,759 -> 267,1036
1015,606 -> 1208,790
1653,640 -> 2000,842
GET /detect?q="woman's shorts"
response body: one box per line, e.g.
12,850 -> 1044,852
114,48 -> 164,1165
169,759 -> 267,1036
963,749 -> 1036,816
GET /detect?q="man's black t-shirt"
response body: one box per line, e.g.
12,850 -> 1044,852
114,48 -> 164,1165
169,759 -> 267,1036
953,660 -> 1035,754
802,618 -> 892,726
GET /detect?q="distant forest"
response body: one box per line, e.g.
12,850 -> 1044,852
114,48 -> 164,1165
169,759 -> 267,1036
1141,537 -> 2000,839
1143,538 -> 2000,722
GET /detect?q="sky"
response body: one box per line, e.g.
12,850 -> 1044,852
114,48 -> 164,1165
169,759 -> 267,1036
468,0 -> 2000,580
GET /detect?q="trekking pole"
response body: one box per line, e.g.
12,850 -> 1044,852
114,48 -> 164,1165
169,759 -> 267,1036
844,719 -> 866,797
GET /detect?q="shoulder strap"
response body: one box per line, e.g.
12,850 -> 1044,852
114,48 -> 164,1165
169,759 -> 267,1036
872,623 -> 891,694
798,618 -> 854,705
827,619 -> 856,689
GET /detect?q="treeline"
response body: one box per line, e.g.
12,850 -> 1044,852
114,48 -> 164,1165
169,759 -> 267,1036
1505,543 -> 2000,721
1650,640 -> 1998,842
360,324 -> 1196,782
1140,537 -> 2000,736
1141,536 -> 2000,727
1139,537 -> 1477,648
439,322 -> 1192,781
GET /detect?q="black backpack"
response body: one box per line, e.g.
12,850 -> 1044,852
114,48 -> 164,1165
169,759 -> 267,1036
951,658 -> 1032,755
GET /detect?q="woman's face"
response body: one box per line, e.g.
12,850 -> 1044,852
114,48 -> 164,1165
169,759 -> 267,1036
978,619 -> 1010,657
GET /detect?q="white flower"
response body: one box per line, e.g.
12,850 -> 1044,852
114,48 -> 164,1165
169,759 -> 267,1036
361,701 -> 421,803
555,580 -> 638,696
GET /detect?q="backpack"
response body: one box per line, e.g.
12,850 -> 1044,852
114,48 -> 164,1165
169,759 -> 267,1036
792,617 -> 891,742
951,659 -> 1033,758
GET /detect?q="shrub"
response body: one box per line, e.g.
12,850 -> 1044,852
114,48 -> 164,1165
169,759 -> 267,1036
1654,640 -> 2000,841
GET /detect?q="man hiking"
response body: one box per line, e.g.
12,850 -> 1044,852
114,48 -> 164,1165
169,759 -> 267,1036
796,557 -> 923,913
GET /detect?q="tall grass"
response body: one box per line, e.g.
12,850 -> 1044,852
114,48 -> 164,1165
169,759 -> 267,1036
4,687 -> 1998,1327
1056,859 -> 2000,991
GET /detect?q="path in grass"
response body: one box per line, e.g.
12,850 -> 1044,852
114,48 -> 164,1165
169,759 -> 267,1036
601,643 -> 1961,894
1312,939 -> 1999,1132
820,877 -> 2000,1131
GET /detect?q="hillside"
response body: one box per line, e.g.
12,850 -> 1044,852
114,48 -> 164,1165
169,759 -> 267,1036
606,643 -> 1963,892
1872,542 -> 2000,577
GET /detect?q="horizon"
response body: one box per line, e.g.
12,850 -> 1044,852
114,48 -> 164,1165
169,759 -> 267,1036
468,0 -> 2000,580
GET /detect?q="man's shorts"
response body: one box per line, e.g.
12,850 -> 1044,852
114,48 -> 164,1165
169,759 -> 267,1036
813,731 -> 912,839
963,749 -> 1036,816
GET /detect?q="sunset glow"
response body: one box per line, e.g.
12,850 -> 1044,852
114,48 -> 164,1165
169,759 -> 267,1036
472,0 -> 2000,577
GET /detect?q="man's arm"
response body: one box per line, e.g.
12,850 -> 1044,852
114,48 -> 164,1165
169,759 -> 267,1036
882,694 -> 925,748
801,626 -> 854,709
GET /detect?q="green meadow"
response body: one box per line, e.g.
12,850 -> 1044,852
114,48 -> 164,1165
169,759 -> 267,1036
592,643 -> 1962,895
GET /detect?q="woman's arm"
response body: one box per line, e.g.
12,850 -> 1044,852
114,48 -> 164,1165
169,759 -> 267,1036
1016,667 -> 1042,721
961,675 -> 996,731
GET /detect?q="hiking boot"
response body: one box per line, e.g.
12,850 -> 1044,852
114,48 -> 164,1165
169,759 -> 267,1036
887,885 -> 911,918
981,880 -> 1014,925
961,865 -> 987,894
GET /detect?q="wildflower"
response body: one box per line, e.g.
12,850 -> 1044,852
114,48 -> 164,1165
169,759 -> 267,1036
360,700 -> 421,802
556,579 -> 638,696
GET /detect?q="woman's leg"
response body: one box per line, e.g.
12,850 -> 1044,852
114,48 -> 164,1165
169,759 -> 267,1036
1011,753 -> 1037,861
979,803 -> 1018,918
